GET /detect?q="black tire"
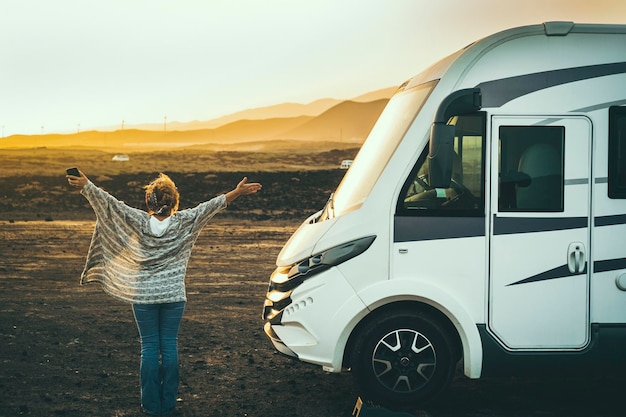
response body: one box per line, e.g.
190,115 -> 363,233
351,309 -> 457,408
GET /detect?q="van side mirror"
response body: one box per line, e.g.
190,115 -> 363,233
428,123 -> 456,188
428,88 -> 481,188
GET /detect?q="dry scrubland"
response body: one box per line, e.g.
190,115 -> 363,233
0,146 -> 357,178
0,147 -> 356,222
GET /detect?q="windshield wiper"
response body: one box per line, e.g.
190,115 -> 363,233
328,192 -> 335,218
316,192 -> 335,222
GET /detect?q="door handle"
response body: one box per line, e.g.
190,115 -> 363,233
567,242 -> 586,274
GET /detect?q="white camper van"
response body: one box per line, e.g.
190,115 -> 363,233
262,22 -> 626,407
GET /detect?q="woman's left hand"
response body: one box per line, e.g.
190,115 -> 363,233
226,177 -> 262,204
236,177 -> 262,195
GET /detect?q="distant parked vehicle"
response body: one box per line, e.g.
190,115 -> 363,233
112,154 -> 129,162
340,160 -> 353,169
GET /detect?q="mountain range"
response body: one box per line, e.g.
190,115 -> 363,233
0,86 -> 396,151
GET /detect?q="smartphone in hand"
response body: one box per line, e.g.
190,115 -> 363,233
66,167 -> 80,177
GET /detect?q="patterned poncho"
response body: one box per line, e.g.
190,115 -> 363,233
80,181 -> 227,304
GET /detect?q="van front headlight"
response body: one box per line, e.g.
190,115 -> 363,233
273,235 -> 376,292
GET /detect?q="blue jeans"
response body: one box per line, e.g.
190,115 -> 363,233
132,302 -> 186,415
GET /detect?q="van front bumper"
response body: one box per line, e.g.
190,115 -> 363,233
263,321 -> 298,358
261,261 -> 371,371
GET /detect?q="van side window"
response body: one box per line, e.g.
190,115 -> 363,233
609,106 -> 626,199
498,126 -> 564,212
399,113 -> 485,216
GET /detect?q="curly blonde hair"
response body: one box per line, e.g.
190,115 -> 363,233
144,173 -> 180,216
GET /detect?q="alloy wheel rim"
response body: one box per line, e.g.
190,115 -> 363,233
371,328 -> 436,393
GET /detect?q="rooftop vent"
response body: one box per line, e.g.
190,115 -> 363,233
544,21 -> 575,36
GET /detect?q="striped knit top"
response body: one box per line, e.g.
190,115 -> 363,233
80,180 -> 227,304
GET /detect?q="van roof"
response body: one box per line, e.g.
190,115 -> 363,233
402,21 -> 626,92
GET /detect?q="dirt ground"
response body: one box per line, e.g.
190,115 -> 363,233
1,171 -> 624,417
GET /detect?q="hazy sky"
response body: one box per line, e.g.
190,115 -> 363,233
2,0 -> 625,136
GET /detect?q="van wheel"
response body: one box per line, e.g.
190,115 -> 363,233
351,310 -> 457,408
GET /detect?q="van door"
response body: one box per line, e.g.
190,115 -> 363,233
489,116 -> 592,350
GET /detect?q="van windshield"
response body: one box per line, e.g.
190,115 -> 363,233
324,80 -> 437,219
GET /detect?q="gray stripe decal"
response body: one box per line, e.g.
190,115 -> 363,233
594,258 -> 626,273
477,62 -> 626,107
494,215 -> 588,235
508,257 -> 626,287
565,178 -> 588,186
507,264 -> 582,286
595,214 -> 626,226
394,216 -> 484,242
394,214 -> 623,241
